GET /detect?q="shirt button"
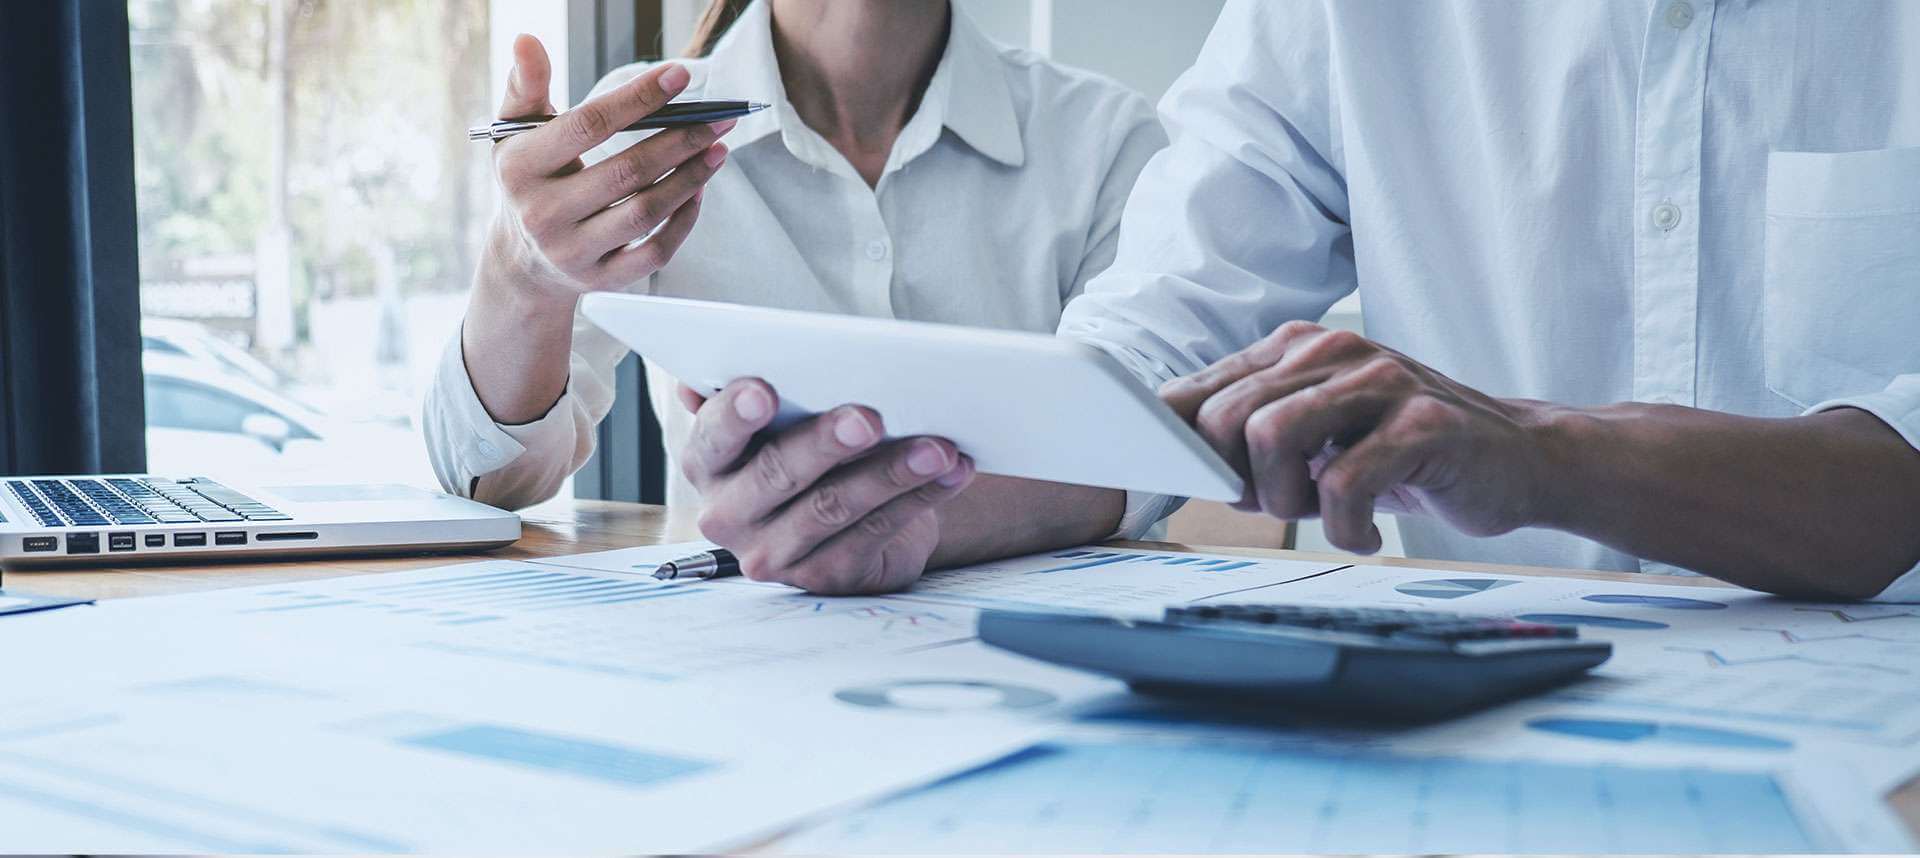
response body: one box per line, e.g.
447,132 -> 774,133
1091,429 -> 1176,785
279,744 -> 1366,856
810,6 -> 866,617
1666,0 -> 1695,29
475,439 -> 497,458
1651,203 -> 1683,231
864,239 -> 889,261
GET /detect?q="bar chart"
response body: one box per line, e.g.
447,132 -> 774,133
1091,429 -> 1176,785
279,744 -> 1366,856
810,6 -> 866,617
780,739 -> 1819,853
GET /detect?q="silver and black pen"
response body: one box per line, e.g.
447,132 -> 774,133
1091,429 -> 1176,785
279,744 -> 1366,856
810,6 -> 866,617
652,547 -> 742,581
468,100 -> 769,142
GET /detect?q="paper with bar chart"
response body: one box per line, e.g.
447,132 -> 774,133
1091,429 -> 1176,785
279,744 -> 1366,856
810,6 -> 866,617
538,542 -> 1919,850
5,543 -> 1917,852
223,559 -> 980,679
778,737 -> 1828,853
0,560 -> 1099,852
895,548 -> 1349,613
530,541 -> 1352,614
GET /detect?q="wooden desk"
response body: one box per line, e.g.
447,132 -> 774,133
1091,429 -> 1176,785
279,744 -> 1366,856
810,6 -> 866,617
8,500 -> 1916,840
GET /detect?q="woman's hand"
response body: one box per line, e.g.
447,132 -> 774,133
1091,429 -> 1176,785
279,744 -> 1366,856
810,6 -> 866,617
479,34 -> 732,311
676,380 -> 977,594
460,34 -> 734,426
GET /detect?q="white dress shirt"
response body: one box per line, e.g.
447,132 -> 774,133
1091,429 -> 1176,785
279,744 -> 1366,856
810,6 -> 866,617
425,0 -> 1167,528
1061,0 -> 1920,599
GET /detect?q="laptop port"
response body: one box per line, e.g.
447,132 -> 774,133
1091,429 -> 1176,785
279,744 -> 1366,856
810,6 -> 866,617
108,532 -> 136,551
144,534 -> 166,548
23,536 -> 57,552
254,531 -> 319,542
66,533 -> 100,554
173,532 -> 207,547
214,531 -> 248,546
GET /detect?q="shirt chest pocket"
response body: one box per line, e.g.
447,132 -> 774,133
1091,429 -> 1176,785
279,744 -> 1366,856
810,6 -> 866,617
1763,147 -> 1920,409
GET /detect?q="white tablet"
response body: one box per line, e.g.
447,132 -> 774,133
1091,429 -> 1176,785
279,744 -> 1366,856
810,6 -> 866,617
580,294 -> 1245,502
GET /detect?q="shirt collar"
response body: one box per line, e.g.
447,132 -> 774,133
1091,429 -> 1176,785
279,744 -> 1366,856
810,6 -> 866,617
700,1 -> 784,148
701,1 -> 1025,169
927,3 -> 1025,167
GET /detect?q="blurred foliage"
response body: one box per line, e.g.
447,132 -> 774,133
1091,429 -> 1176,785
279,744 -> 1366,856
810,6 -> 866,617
129,0 -> 493,302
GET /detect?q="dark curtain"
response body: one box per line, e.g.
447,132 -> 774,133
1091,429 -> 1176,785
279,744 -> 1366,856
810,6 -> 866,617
0,1 -> 147,475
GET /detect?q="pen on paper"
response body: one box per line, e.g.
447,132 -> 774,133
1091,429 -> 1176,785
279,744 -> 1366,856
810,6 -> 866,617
652,548 -> 742,581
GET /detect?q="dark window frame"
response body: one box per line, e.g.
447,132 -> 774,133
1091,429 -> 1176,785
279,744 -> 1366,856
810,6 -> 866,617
572,0 -> 670,506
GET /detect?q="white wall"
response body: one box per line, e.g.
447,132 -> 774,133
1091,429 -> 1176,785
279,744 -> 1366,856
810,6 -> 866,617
1046,0 -> 1223,102
958,0 -> 1224,103
490,0 -> 572,106
956,0 -> 1031,50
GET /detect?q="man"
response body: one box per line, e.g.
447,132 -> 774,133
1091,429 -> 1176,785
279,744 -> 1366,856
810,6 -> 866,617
677,1 -> 1920,601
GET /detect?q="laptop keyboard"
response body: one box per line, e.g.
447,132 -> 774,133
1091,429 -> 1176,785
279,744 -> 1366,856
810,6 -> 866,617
5,477 -> 289,527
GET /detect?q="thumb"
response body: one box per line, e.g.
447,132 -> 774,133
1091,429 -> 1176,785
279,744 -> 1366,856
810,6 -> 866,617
676,383 -> 708,414
500,33 -> 556,119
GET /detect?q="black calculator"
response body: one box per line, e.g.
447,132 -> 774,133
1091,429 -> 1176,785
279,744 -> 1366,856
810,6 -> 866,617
978,603 -> 1612,720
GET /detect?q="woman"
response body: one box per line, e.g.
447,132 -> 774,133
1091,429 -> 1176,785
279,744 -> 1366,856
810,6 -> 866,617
424,0 -> 1165,516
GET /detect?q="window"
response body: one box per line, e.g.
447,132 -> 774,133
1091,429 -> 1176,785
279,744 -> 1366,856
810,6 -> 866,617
145,377 -> 297,437
128,0 -> 525,492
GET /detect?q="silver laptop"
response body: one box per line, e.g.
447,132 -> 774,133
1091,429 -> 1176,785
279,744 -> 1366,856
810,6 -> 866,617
0,475 -> 519,566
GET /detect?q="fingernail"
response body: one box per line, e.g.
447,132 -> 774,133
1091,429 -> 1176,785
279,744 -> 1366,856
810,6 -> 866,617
907,441 -> 950,476
704,143 -> 728,168
936,459 -> 971,488
709,118 -> 738,136
734,386 -> 770,422
834,411 -> 876,448
658,64 -> 690,93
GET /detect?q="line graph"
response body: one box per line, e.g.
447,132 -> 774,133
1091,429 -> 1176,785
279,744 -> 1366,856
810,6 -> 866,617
342,567 -> 703,612
743,600 -> 957,633
1665,646 -> 1911,676
1790,607 -> 1920,624
1738,627 -> 1914,645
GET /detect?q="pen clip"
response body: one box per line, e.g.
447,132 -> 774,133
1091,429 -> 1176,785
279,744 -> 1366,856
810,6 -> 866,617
467,118 -> 549,141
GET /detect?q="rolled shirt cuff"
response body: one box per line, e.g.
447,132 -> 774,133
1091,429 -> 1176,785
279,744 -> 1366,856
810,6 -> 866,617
1806,374 -> 1920,602
1112,490 -> 1183,541
429,330 -> 570,491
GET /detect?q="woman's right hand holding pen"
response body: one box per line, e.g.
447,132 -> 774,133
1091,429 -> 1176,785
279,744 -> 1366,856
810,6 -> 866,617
463,34 -> 733,425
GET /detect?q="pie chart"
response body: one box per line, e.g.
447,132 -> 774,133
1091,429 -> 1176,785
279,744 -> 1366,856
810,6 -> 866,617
1517,612 -> 1669,630
1394,578 -> 1518,599
1583,593 -> 1727,610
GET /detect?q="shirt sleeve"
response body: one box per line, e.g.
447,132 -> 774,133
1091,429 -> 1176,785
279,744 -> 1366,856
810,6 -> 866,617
1058,0 -> 1355,533
1064,89 -> 1168,303
1807,373 -> 1920,602
421,307 -> 632,509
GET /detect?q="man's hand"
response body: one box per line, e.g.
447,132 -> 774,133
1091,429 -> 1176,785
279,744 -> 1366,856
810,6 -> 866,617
484,34 -> 731,304
1160,321 -> 1557,553
678,380 -> 977,594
